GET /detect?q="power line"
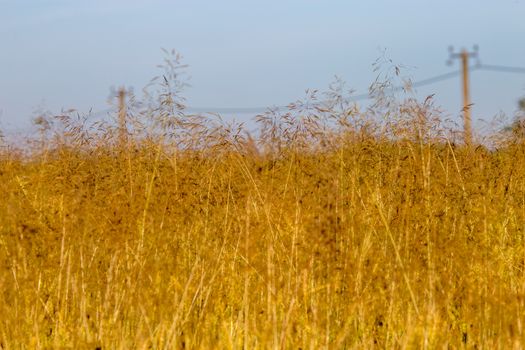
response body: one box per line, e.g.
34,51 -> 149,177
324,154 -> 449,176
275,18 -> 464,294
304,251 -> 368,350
89,108 -> 115,117
185,63 -> 525,114
184,69 -> 466,114
66,63 -> 525,117
409,68 -> 467,88
52,108 -> 115,118
477,64 -> 525,74
186,106 -> 276,114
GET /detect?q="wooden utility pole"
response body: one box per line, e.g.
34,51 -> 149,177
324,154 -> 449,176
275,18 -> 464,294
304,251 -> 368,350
118,87 -> 127,147
448,46 -> 478,146
460,50 -> 472,146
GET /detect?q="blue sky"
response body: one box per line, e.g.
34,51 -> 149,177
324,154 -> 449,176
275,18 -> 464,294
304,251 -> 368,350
1,0 -> 524,133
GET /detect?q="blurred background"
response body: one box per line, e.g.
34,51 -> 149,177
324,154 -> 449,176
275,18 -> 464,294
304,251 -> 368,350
1,0 -> 524,137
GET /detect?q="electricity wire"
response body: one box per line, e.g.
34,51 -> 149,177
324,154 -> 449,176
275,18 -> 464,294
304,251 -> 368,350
38,63 -> 525,117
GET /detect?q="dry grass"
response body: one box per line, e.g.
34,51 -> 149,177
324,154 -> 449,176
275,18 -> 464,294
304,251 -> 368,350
1,55 -> 525,349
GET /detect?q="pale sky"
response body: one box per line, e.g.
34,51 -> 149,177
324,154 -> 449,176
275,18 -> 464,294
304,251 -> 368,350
1,0 -> 525,134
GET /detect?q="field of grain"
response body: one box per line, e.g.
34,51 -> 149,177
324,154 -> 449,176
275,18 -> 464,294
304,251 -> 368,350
1,66 -> 525,348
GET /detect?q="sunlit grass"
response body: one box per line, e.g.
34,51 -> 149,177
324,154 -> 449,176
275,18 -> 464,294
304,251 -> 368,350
1,54 -> 524,348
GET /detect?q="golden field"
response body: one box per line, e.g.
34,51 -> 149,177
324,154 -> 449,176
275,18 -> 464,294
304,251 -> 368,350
1,65 -> 525,348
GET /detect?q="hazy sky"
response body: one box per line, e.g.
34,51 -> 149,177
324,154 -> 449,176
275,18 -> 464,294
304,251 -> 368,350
1,0 -> 525,133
